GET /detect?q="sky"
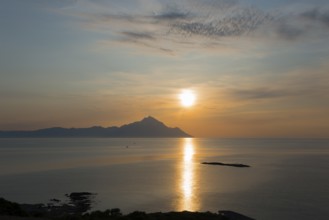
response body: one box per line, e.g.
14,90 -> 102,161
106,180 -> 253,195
1,0 -> 329,138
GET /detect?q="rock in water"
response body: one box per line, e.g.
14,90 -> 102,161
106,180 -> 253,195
202,162 -> 250,167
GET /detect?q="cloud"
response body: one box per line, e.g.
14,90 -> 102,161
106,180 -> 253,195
121,31 -> 155,41
300,8 -> 329,27
170,7 -> 271,38
228,87 -> 293,100
275,23 -> 304,40
60,1 -> 329,53
271,7 -> 329,40
226,62 -> 329,102
87,3 -> 271,52
152,11 -> 190,21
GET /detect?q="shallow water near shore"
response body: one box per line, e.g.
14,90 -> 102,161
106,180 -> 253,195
0,138 -> 328,219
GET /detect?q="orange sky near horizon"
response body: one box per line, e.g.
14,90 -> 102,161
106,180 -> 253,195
1,0 -> 329,138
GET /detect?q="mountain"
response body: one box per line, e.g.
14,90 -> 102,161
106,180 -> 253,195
0,116 -> 191,138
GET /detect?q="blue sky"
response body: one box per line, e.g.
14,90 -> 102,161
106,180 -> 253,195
1,0 -> 329,137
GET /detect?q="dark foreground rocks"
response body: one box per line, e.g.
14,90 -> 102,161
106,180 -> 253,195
0,194 -> 255,220
0,198 -> 28,217
80,210 -> 255,220
19,192 -> 96,217
218,211 -> 255,220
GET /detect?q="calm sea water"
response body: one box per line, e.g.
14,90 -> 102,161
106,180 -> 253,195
0,138 -> 328,219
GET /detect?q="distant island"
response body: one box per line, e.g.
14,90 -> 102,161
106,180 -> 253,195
202,162 -> 250,168
0,116 -> 191,138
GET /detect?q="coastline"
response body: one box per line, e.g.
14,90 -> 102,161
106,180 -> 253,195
0,196 -> 255,220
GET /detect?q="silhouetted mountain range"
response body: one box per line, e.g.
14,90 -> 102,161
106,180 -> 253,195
0,116 -> 191,138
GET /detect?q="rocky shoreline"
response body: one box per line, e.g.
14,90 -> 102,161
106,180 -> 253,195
0,193 -> 255,220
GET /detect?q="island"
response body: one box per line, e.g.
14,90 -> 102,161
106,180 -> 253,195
0,116 -> 191,138
202,162 -> 250,168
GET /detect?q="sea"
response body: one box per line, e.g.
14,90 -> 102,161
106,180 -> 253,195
0,138 -> 328,220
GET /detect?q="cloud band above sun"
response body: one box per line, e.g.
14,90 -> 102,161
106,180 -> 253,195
58,0 -> 329,54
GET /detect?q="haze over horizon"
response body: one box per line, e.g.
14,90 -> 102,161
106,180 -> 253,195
1,0 -> 329,138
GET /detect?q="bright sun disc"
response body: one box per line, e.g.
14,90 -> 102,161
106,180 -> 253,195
179,90 -> 196,107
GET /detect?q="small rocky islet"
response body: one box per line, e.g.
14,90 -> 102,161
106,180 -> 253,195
201,162 -> 250,168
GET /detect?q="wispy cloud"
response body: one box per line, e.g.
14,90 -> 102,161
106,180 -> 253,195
271,7 -> 329,40
225,61 -> 329,103
121,31 -> 155,41
300,8 -> 329,27
169,7 -> 271,38
275,23 -> 305,40
152,11 -> 190,21
228,87 -> 294,100
56,0 -> 329,53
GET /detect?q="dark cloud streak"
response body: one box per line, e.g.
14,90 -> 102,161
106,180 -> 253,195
274,8 -> 329,40
121,31 -> 155,40
152,11 -> 190,21
300,8 -> 329,27
229,88 -> 293,100
276,23 -> 304,40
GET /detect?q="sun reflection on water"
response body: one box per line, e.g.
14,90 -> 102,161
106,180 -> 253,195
177,138 -> 199,211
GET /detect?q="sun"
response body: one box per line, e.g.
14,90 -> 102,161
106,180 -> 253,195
179,90 -> 196,107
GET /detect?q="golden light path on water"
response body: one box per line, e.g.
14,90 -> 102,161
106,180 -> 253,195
177,138 -> 199,211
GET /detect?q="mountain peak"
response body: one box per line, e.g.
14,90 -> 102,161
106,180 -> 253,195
118,116 -> 191,137
141,116 -> 162,124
